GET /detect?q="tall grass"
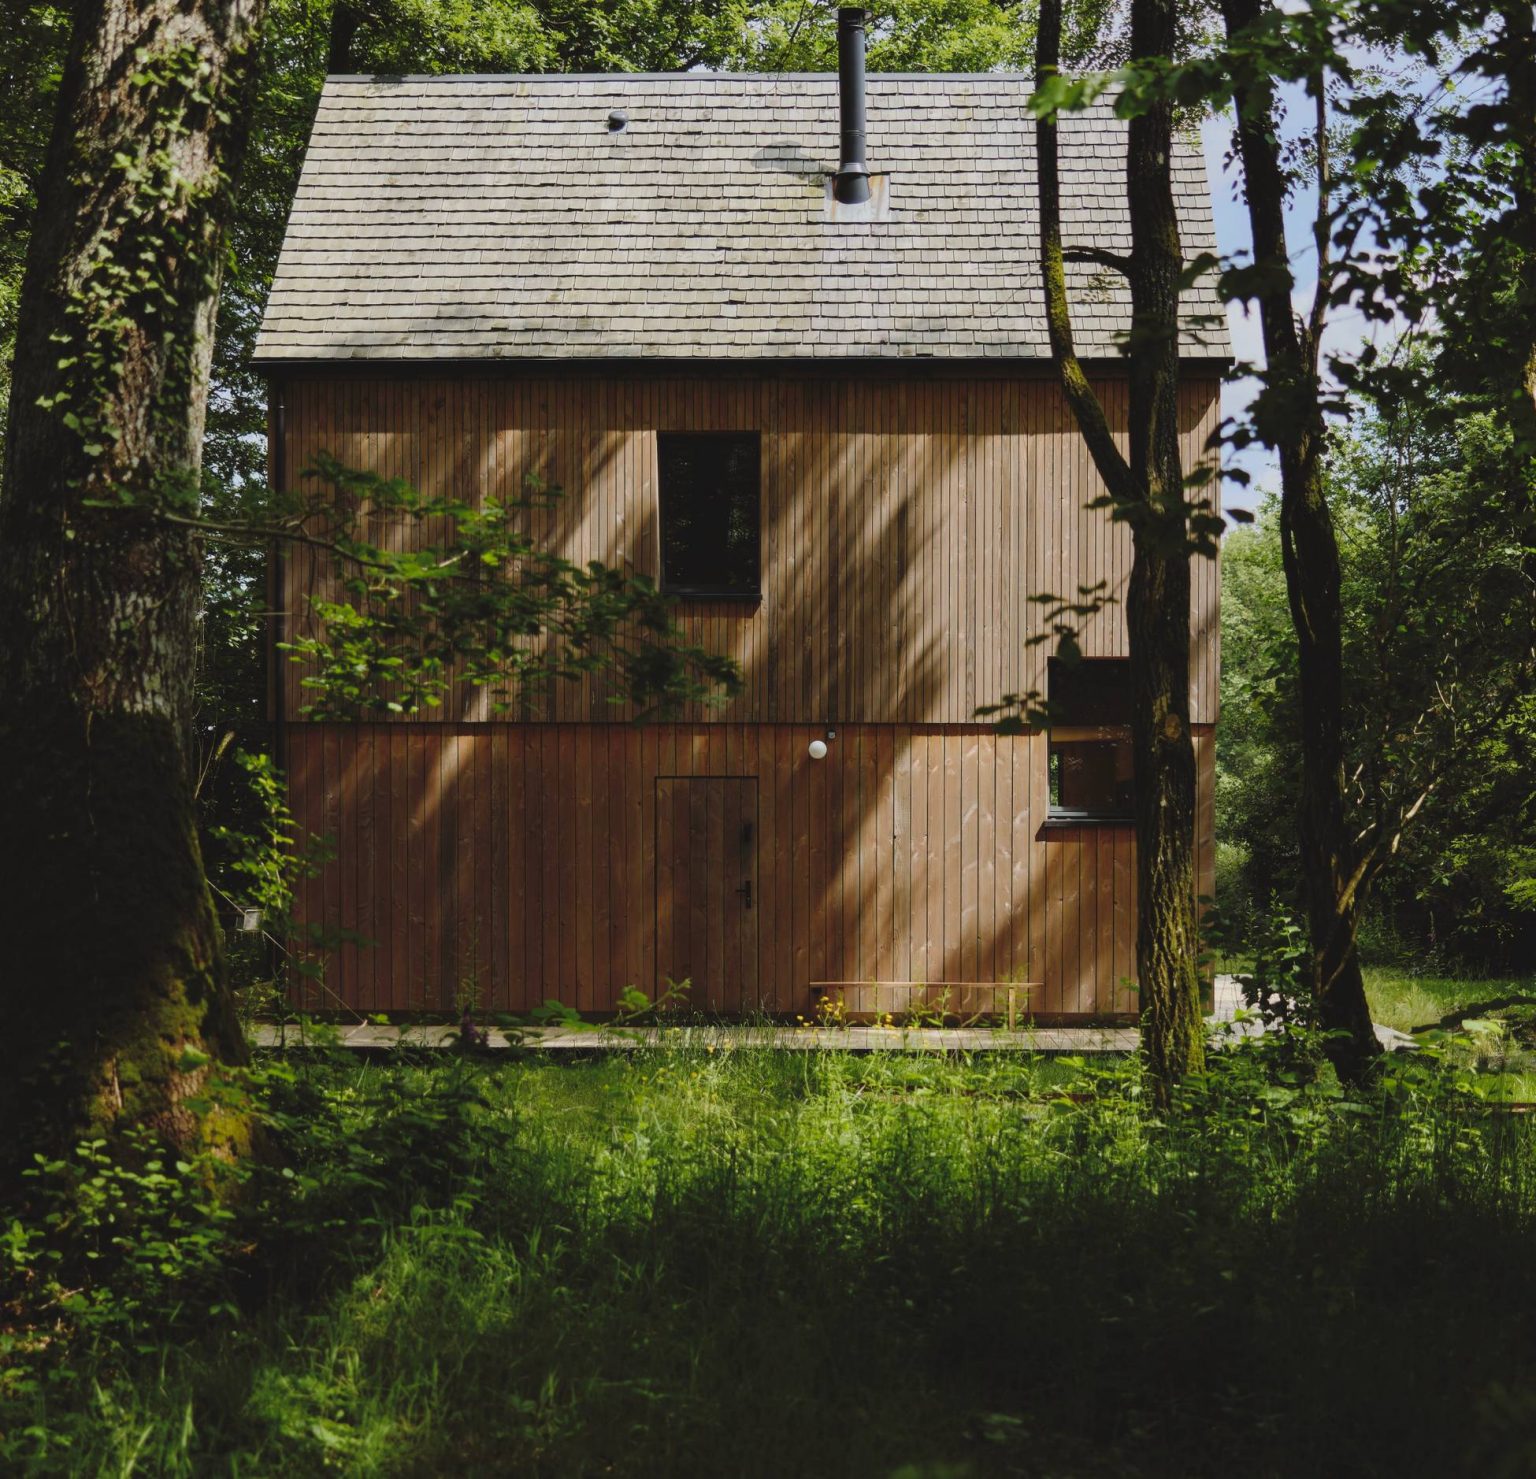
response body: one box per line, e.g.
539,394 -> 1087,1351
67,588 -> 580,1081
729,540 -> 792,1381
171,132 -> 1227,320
1363,964 -> 1536,1032
6,1043 -> 1536,1476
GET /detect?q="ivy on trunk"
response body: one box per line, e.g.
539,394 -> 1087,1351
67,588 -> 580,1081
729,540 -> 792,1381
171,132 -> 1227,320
0,0 -> 269,1171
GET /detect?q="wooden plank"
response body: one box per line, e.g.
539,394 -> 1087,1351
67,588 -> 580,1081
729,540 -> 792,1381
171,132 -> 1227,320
1043,815 -> 1062,1015
388,728 -> 408,1012
354,726 -> 375,1011
908,728 -> 928,985
959,731 -> 979,984
1093,829 -> 1118,1025
741,776 -> 760,1010
488,727 -> 507,1007
1008,734 -> 1031,997
941,731 -> 961,983
792,724 -> 817,995
452,730 -> 473,1007
284,726 -> 308,1006
517,726 -> 540,1009
875,726 -> 895,985
977,729 -> 996,985
639,725 -> 657,997
687,776 -> 709,1007
893,728 -> 912,987
541,725 -> 562,1005
332,724 -> 355,1004
1062,828 -> 1081,1016
471,731 -> 491,1004
802,726 -> 823,1001
608,726 -> 628,1003
705,769 -> 725,1008
577,727 -> 595,1019
858,729 -> 878,985
758,727 -> 779,1009
656,775 -> 676,996
505,726 -> 526,1010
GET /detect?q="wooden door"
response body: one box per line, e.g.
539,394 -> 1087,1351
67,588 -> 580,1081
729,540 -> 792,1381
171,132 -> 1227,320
655,777 -> 759,1013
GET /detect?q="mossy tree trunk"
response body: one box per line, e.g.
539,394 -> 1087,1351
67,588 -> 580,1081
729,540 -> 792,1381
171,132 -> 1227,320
1035,0 -> 1206,1095
0,0 -> 267,1173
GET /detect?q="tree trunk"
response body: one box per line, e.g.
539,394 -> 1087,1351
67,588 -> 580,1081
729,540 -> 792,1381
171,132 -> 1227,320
1221,0 -> 1380,1081
0,0 -> 267,1170
1124,0 -> 1206,1089
1036,0 -> 1205,1095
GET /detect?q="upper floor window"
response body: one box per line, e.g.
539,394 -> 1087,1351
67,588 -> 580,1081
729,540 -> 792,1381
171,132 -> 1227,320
657,432 -> 761,598
1048,657 -> 1133,821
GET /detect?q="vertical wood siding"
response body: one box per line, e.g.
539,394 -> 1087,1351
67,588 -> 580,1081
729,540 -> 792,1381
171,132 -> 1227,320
287,722 -> 1216,1019
278,371 -> 1221,727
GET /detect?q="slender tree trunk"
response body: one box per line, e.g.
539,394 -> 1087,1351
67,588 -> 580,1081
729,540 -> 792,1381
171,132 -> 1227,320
1036,0 -> 1205,1095
1221,0 -> 1380,1080
1124,0 -> 1206,1087
1500,3 -> 1536,446
0,0 -> 267,1170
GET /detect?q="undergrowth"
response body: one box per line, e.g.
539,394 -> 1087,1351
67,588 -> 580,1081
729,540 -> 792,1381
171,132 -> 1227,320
4,1038 -> 1536,1477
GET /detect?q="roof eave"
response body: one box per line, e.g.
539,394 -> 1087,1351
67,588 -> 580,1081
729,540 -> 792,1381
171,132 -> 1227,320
253,351 -> 1236,377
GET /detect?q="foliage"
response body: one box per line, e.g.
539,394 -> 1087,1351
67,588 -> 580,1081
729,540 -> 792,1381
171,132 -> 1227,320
206,747 -> 341,1008
6,1042 -> 1536,1473
730,0 -> 1035,73
277,455 -> 742,718
1,1131 -> 246,1366
0,3 -> 68,446
1219,401 -> 1536,970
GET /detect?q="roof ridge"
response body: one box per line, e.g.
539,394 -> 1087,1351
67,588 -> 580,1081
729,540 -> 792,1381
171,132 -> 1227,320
320,71 -> 1047,84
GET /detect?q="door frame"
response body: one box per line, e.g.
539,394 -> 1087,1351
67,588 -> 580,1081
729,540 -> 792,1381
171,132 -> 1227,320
652,774 -> 760,1013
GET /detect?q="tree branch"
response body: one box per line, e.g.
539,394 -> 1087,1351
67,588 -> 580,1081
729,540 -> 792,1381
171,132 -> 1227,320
1305,74 -> 1331,367
1035,0 -> 1138,507
1062,245 -> 1134,276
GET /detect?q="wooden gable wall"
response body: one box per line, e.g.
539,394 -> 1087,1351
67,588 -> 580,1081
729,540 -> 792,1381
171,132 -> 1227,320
276,369 -> 1222,727
274,367 -> 1220,1018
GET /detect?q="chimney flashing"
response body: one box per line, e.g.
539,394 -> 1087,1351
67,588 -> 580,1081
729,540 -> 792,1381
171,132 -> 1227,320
823,171 -> 891,222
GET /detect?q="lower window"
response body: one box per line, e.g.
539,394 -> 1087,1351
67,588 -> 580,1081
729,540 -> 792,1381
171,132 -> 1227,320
1047,657 -> 1133,823
1048,738 -> 1133,820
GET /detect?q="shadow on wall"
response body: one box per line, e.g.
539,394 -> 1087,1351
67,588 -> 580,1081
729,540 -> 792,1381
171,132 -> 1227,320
282,373 -> 1218,1016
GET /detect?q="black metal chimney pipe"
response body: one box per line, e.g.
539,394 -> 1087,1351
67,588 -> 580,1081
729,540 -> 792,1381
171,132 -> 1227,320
834,7 -> 870,204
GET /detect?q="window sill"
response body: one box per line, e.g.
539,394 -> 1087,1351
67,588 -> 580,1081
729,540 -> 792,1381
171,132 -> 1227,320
1039,813 -> 1134,833
664,589 -> 762,604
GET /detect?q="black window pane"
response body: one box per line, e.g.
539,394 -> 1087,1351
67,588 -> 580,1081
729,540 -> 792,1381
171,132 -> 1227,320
1048,659 -> 1133,818
1049,740 -> 1134,816
658,433 -> 761,594
1048,657 -> 1130,725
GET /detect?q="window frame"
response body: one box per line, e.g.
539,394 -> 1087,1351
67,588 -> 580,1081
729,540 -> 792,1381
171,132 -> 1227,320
1046,658 -> 1134,826
656,430 -> 763,601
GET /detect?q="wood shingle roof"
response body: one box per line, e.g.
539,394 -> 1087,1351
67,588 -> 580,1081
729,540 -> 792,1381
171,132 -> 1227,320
254,73 -> 1229,364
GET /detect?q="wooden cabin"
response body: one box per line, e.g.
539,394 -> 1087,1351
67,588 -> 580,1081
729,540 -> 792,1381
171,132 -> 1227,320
254,44 -> 1228,1021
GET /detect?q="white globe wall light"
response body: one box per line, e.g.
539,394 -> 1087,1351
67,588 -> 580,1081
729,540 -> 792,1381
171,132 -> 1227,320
808,739 -> 829,760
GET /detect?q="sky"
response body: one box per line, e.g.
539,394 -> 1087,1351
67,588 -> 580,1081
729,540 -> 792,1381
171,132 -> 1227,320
1199,45 -> 1449,520
1203,112 -> 1268,515
1201,109 -> 1310,518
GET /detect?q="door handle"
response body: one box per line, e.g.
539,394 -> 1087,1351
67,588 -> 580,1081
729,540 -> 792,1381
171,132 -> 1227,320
735,878 -> 753,909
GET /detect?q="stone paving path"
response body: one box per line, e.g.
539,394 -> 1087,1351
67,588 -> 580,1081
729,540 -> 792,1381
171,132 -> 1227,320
250,1019 -> 1143,1054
